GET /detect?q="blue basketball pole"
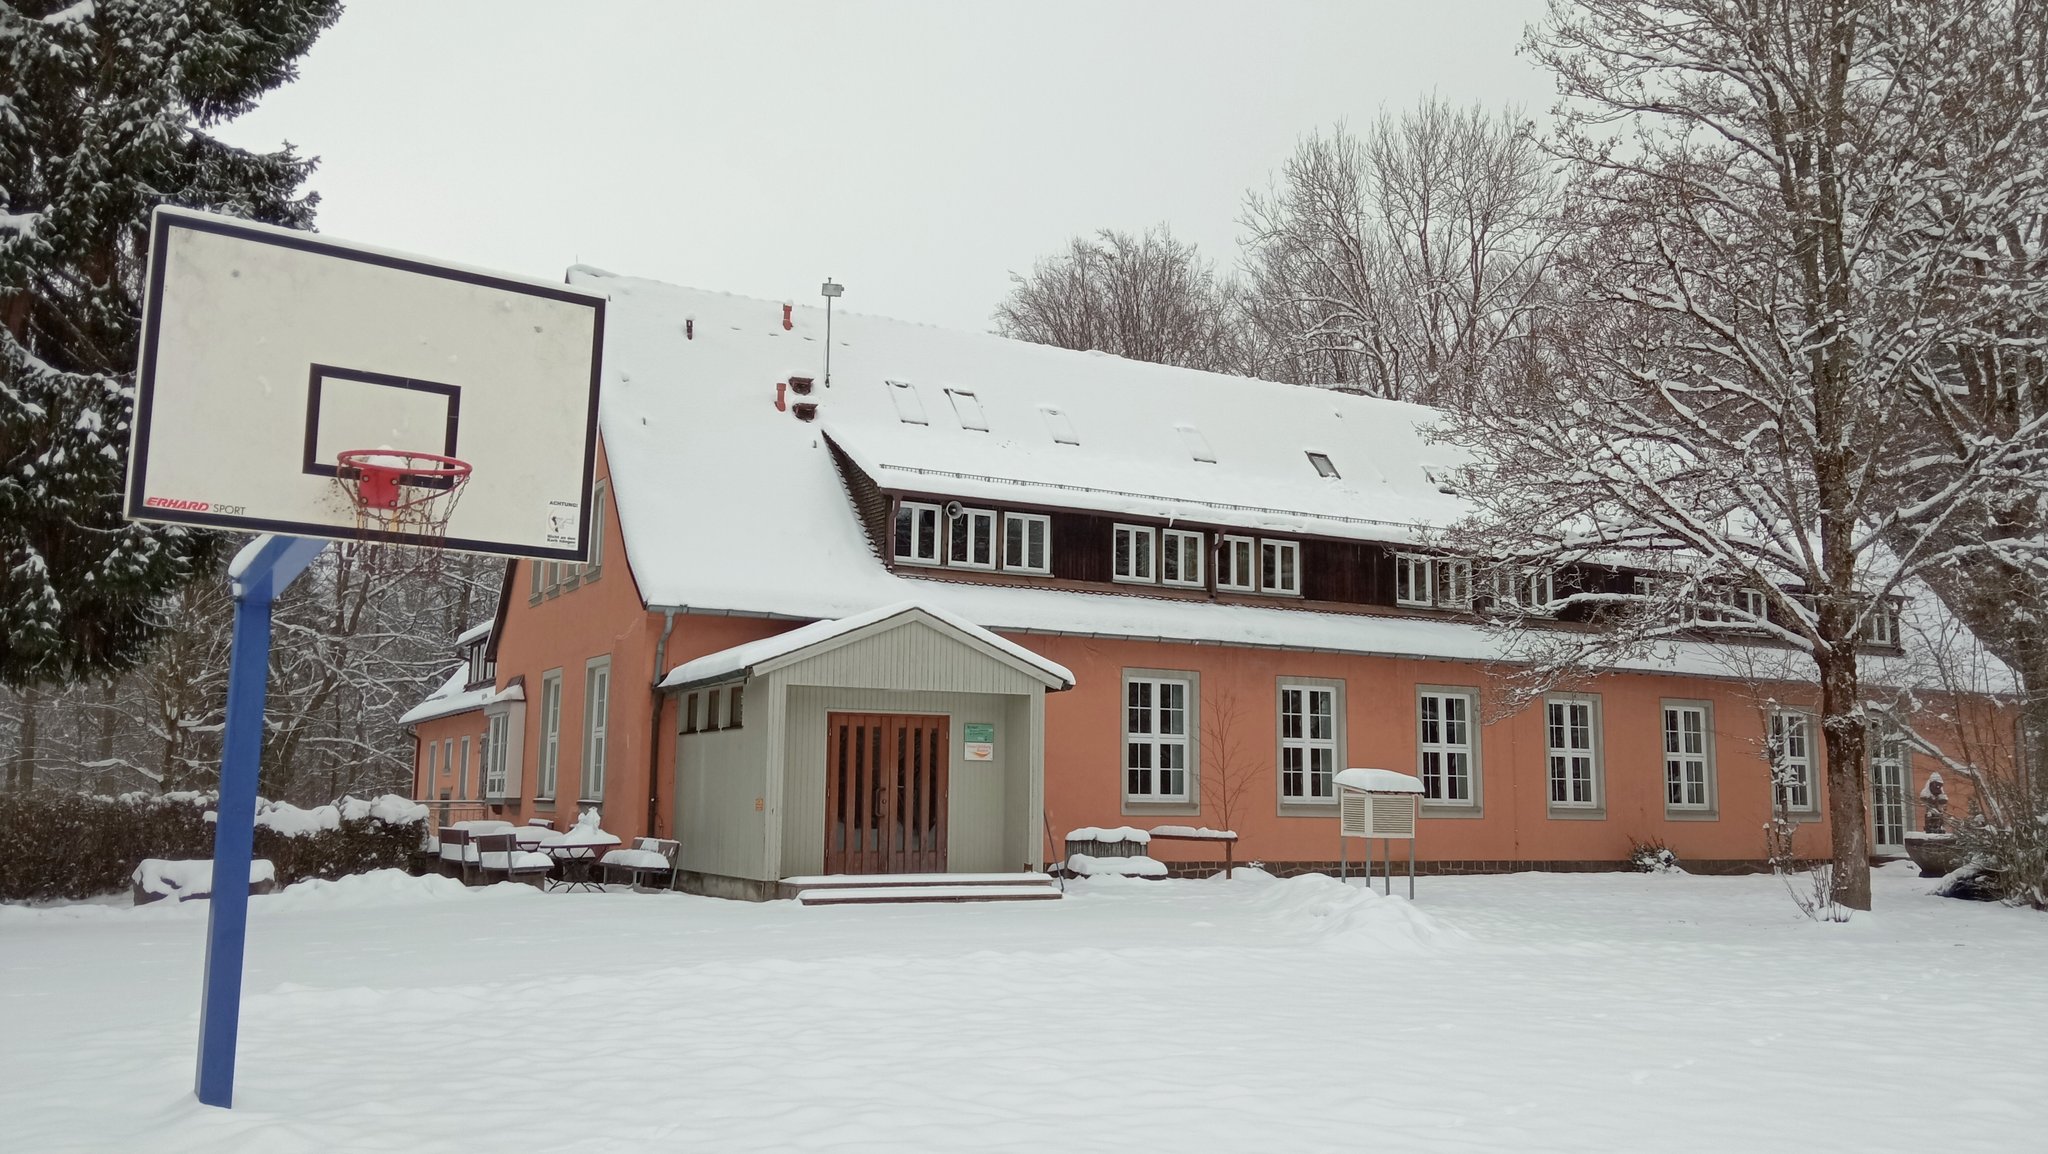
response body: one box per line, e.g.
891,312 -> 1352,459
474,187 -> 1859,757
194,534 -> 328,1109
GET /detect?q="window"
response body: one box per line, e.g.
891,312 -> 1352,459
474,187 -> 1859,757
1735,587 -> 1767,622
1261,539 -> 1301,596
728,684 -> 744,728
544,561 -> 562,598
442,738 -> 454,792
1176,424 -> 1217,463
1417,690 -> 1477,805
895,501 -> 942,564
528,561 -> 543,604
538,672 -> 562,799
1495,567 -> 1555,613
1662,703 -> 1713,812
484,712 -> 510,797
1396,554 -> 1433,606
1113,524 -> 1157,583
1306,451 -> 1339,478
681,693 -> 698,735
887,379 -> 927,424
1125,676 -> 1190,802
458,736 -> 471,799
1278,683 -> 1338,802
582,658 -> 610,800
1217,535 -> 1256,592
584,480 -> 607,582
948,507 -> 996,569
1161,528 -> 1204,587
946,388 -> 987,431
1545,697 -> 1600,810
1003,513 -> 1050,574
466,645 -> 489,688
1769,711 -> 1816,814
1435,559 -> 1472,608
424,739 -> 440,796
1863,599 -> 1899,646
1039,404 -> 1079,445
705,687 -> 722,731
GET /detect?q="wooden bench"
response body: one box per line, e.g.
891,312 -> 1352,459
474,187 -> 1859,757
472,832 -> 552,888
1145,826 -> 1240,878
601,837 -> 681,889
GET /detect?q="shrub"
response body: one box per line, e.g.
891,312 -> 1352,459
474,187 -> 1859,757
0,790 -> 428,902
1627,837 -> 1682,874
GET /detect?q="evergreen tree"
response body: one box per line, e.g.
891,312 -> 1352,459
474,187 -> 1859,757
0,0 -> 341,687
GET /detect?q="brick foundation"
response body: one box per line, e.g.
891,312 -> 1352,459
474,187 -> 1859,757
1151,857 -> 1784,880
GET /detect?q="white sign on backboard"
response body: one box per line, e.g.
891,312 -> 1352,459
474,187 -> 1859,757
126,208 -> 605,560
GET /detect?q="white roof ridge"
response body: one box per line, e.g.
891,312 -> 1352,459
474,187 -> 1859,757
659,600 -> 1074,690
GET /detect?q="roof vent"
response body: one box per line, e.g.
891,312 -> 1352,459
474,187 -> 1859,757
1176,424 -> 1217,463
792,402 -> 818,422
886,379 -> 927,425
1306,451 -> 1339,478
789,376 -> 815,396
1039,404 -> 1079,445
946,388 -> 988,431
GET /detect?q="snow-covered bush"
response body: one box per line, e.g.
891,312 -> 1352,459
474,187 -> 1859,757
1627,838 -> 1681,874
1948,806 -> 2048,910
0,790 -> 427,902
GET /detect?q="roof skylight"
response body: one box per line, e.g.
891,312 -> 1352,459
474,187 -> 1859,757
1306,451 -> 1339,478
887,379 -> 927,425
1177,424 -> 1217,463
1040,405 -> 1079,445
946,388 -> 988,431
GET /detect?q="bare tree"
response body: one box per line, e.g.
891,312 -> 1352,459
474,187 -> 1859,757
993,225 -> 1254,373
1239,97 -> 1562,408
1199,688 -> 1260,865
1443,0 -> 2048,909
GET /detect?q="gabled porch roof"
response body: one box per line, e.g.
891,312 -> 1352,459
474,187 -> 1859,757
657,601 -> 1075,693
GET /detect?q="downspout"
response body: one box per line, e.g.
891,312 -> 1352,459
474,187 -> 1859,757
647,609 -> 677,836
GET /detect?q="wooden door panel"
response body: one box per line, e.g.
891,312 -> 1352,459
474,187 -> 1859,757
824,712 -> 947,875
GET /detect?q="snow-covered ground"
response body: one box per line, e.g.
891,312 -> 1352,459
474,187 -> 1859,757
2,863 -> 2041,1153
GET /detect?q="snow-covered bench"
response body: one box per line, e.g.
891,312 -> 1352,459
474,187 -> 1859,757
1063,825 -> 1240,879
471,833 -> 552,887
131,858 -> 277,905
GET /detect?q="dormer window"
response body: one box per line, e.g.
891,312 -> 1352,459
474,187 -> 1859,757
948,507 -> 997,568
1113,524 -> 1158,583
1306,451 -> 1339,478
465,645 -> 492,689
1863,598 -> 1900,646
895,501 -> 942,564
1397,554 -> 1472,610
887,379 -> 928,425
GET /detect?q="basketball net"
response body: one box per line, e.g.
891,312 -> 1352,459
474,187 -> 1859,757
332,450 -> 472,576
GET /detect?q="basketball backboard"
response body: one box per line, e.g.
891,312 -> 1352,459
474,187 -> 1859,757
126,207 -> 605,560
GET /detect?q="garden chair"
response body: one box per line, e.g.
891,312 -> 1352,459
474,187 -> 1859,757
600,837 -> 680,889
471,833 -> 552,888
436,827 -> 471,879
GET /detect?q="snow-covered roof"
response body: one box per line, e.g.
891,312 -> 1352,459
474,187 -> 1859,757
574,271 -> 2013,691
659,601 -> 1074,691
1334,768 -> 1424,794
399,669 -> 524,727
455,620 -> 492,649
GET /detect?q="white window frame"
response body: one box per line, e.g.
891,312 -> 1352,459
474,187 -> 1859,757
1261,539 -> 1302,597
1769,710 -> 1817,816
1661,701 -> 1716,815
1869,730 -> 1908,851
1544,695 -> 1603,814
1277,681 -> 1340,804
1495,567 -> 1555,613
582,657 -> 610,802
1396,553 -> 1434,607
484,712 -> 510,798
1161,528 -> 1205,588
584,479 -> 607,582
1123,673 -> 1194,807
537,671 -> 563,800
424,739 -> 439,797
1113,523 -> 1158,584
894,501 -> 943,565
1002,512 -> 1050,574
442,738 -> 454,796
458,735 -> 472,799
1435,559 -> 1472,608
948,506 -> 997,569
705,687 -> 722,731
1217,535 -> 1256,592
1863,599 -> 1899,646
1417,688 -> 1479,809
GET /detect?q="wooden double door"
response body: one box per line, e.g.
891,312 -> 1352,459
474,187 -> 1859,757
824,712 -> 949,874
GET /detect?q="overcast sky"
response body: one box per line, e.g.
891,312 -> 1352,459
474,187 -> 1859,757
216,1 -> 1554,333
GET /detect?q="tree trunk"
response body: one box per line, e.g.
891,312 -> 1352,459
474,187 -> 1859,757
1816,647 -> 1872,910
14,684 -> 39,793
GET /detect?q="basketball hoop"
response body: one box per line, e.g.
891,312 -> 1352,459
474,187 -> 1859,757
333,449 -> 472,549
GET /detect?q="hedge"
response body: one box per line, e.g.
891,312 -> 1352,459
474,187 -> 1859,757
0,790 -> 429,902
